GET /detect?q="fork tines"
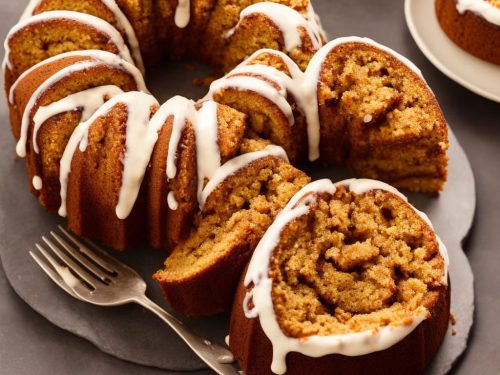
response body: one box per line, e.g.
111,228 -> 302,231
30,225 -> 118,295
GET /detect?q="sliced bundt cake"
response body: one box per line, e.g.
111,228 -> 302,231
153,145 -> 310,316
60,91 -> 159,250
230,178 -> 450,375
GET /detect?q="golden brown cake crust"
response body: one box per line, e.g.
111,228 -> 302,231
436,0 -> 500,65
147,120 -> 198,251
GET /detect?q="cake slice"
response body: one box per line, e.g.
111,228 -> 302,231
230,178 -> 450,375
8,50 -> 147,212
147,97 -> 247,250
153,145 -> 310,316
3,10 -> 135,90
60,91 -> 159,250
20,0 -> 144,72
312,37 -> 449,192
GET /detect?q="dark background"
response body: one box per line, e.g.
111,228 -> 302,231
1,0 -> 499,374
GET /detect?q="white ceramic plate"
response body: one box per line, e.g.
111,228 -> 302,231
405,0 -> 500,103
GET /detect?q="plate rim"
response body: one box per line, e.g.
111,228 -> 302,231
404,0 -> 500,103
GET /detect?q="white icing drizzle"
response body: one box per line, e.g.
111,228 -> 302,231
174,0 -> 191,28
207,74 -> 295,127
149,97 -> 223,211
115,93 -> 159,219
19,0 -> 145,73
58,92 -> 159,218
200,145 -> 288,209
225,2 -> 323,51
243,178 -> 448,374
3,10 -> 134,71
167,191 -> 179,210
147,96 -> 196,211
456,0 -> 500,25
193,101 -> 220,207
15,50 -> 148,158
149,96 -> 197,182
305,2 -> 327,42
207,37 -> 426,162
32,175 -> 43,190
32,85 -> 124,154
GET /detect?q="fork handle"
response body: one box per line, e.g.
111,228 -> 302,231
132,295 -> 239,375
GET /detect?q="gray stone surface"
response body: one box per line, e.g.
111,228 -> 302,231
0,0 -> 494,374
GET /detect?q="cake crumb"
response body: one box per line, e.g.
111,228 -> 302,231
450,313 -> 456,325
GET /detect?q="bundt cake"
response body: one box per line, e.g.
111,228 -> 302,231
436,0 -> 500,65
229,178 -> 450,375
2,1 -> 454,372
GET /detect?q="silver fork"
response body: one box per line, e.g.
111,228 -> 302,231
29,225 -> 238,375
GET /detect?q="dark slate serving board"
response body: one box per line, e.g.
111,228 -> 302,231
0,102 -> 475,375
0,11 -> 475,371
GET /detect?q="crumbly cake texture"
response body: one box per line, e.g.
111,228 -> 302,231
436,0 -> 500,65
210,51 -> 309,165
153,156 -> 310,316
229,182 -> 450,375
317,42 -> 448,192
271,185 -> 446,337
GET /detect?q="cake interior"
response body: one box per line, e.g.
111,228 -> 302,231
319,44 -> 448,192
269,185 -> 446,337
158,157 -> 310,281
